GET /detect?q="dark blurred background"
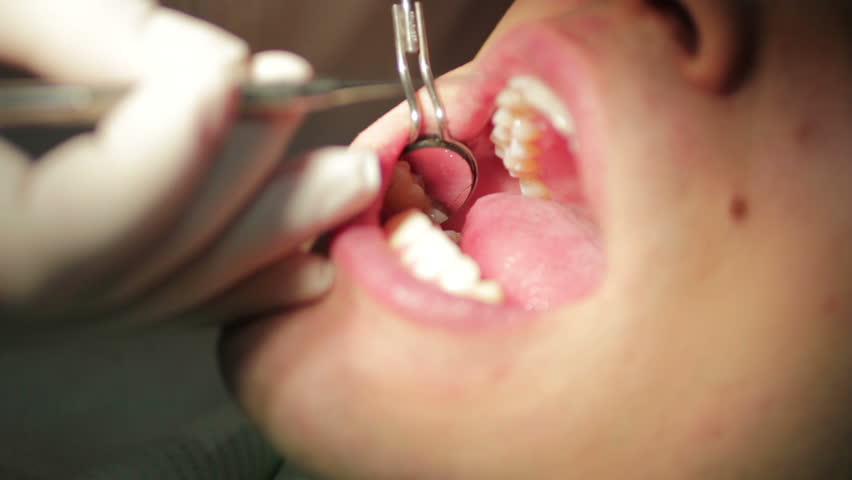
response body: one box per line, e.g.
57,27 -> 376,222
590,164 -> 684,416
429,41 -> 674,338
162,0 -> 513,152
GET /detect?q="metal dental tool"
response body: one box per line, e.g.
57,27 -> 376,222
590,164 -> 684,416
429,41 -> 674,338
0,78 -> 403,128
393,0 -> 479,218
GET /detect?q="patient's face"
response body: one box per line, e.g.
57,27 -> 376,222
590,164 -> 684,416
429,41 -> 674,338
224,1 -> 852,478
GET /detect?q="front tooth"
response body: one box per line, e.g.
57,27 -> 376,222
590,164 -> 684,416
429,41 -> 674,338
519,178 -> 551,199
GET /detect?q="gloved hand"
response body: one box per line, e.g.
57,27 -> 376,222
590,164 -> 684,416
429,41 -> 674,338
0,0 -> 380,335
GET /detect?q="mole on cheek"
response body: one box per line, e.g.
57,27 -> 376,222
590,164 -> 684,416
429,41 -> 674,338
795,120 -> 816,146
729,196 -> 749,223
822,295 -> 839,315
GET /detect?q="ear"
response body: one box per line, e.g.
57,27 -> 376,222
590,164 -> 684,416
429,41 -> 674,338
643,0 -> 758,93
682,0 -> 757,92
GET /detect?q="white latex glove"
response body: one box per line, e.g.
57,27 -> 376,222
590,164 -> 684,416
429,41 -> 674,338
0,0 -> 380,334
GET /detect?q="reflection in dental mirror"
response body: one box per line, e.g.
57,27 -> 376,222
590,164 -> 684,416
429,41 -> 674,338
383,137 -> 477,224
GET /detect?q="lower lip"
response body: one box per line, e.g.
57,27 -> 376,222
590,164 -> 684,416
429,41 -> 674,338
332,225 -> 529,329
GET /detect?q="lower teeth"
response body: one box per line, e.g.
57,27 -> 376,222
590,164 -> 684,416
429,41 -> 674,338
384,209 -> 504,304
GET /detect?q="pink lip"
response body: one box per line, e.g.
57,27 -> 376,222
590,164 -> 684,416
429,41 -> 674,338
331,25 -> 601,330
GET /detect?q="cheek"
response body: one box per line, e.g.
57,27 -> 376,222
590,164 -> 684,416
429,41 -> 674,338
236,273 -> 533,428
671,375 -> 778,450
596,70 -> 745,276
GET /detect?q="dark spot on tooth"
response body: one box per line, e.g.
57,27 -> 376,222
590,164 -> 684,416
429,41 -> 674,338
729,196 -> 749,223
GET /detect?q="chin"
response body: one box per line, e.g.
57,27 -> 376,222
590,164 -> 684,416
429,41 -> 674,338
222,3 -> 852,478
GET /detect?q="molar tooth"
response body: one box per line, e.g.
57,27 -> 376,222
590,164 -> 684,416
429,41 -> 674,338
496,88 -> 523,109
512,118 -> 541,142
519,178 -> 551,199
467,280 -> 504,304
387,210 -> 433,250
504,156 -> 539,178
492,108 -> 515,127
509,75 -> 574,136
409,253 -> 455,282
401,229 -> 462,280
438,256 -> 481,294
504,141 -> 540,176
508,138 -> 535,159
490,124 -> 511,145
550,114 -> 573,136
491,96 -> 547,181
428,207 -> 449,224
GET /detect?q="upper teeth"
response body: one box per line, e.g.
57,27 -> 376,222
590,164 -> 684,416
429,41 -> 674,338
519,178 -> 550,198
497,76 -> 574,136
491,75 -> 575,200
385,210 -> 504,304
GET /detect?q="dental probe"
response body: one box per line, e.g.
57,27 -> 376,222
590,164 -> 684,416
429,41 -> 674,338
0,78 -> 403,128
392,0 -> 479,216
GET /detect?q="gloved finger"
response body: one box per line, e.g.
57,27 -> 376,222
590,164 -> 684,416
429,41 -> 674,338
124,147 -> 380,322
105,51 -> 315,304
188,254 -> 335,326
250,50 -> 314,85
0,0 -> 245,84
0,9 -> 247,303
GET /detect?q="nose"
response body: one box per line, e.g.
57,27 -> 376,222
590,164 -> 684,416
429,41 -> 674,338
638,0 -> 758,93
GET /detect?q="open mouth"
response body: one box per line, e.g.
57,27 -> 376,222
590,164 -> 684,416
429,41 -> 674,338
333,28 -> 606,327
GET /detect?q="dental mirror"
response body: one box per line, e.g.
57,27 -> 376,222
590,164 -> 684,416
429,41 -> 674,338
398,137 -> 478,222
392,0 -> 479,224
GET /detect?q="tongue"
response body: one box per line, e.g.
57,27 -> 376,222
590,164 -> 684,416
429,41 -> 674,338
461,193 -> 603,311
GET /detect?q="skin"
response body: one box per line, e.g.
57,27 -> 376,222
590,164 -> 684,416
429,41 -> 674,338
222,1 -> 852,478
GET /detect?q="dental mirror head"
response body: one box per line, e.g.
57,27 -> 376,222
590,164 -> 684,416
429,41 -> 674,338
392,0 -> 479,224
398,136 -> 478,222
